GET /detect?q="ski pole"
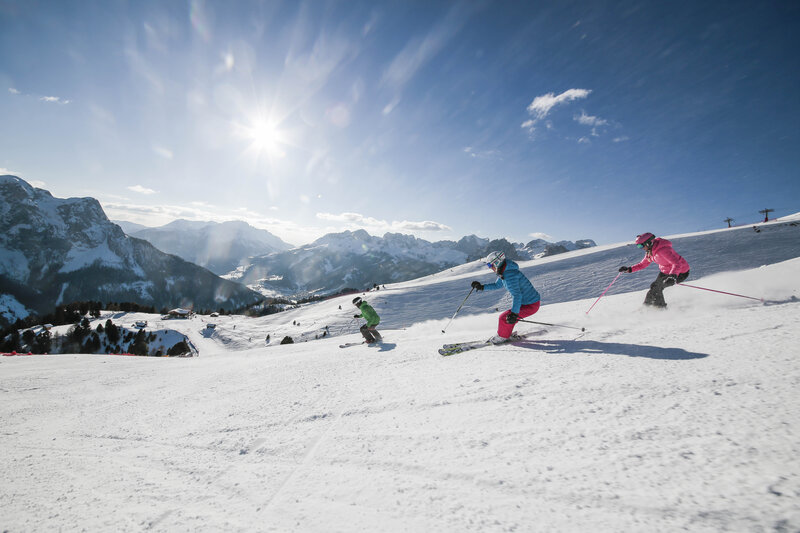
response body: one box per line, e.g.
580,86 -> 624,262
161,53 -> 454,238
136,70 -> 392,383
517,318 -> 585,332
677,283 -> 764,302
339,317 -> 356,336
442,287 -> 474,333
585,272 -> 621,315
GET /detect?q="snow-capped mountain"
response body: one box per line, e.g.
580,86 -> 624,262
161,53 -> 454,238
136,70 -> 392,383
517,237 -> 597,258
125,219 -> 292,275
228,231 -> 595,299
0,176 -> 262,325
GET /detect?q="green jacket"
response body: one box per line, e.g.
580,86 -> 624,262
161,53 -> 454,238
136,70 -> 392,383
356,302 -> 380,327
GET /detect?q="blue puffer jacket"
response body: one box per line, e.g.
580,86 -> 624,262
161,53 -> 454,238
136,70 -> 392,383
483,259 -> 540,313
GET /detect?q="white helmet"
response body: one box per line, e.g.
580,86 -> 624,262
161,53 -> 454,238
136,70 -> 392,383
485,251 -> 506,270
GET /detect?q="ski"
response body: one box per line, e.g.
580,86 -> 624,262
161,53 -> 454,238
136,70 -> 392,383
339,341 -> 383,348
439,332 -> 534,356
439,339 -> 494,356
339,341 -> 365,348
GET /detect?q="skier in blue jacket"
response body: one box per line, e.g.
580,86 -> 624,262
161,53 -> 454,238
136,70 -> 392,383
470,251 -> 541,344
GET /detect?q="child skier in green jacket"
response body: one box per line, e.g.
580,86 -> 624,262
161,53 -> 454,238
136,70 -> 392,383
353,297 -> 382,343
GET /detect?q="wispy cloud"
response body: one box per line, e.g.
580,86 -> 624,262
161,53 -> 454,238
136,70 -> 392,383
521,88 -> 591,134
127,185 -> 157,195
380,4 -> 475,112
463,146 -> 502,160
189,0 -> 212,42
574,110 -> 607,127
317,212 -> 451,233
318,212 -> 384,225
9,87 -> 71,103
529,232 -> 554,241
574,110 -> 610,139
40,95 -> 71,104
152,146 -> 174,159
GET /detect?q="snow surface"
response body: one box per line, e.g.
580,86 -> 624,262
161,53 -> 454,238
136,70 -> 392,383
0,293 -> 30,323
58,241 -> 128,273
2,222 -> 799,532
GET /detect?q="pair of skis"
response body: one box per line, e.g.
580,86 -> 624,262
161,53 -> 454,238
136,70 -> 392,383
339,341 -> 382,349
438,330 -> 541,356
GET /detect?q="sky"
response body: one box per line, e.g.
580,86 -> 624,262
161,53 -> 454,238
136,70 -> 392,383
1,0 -> 798,247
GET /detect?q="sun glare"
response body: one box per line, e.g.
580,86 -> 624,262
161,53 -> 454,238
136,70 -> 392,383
242,118 -> 286,159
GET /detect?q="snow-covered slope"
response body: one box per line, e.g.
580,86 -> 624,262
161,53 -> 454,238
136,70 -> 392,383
1,221 -> 799,532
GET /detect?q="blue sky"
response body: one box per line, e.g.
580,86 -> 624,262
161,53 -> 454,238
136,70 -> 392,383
1,0 -> 798,246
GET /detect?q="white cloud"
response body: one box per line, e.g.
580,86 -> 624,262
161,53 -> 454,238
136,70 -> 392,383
317,212 -> 381,225
8,88 -> 19,94
40,96 -> 70,104
394,220 -> 451,232
527,89 -> 591,120
528,232 -> 554,241
127,185 -> 157,195
521,88 -> 591,134
317,212 -> 451,233
575,110 -> 607,127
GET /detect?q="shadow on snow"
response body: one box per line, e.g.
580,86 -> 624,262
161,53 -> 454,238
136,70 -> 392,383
514,339 -> 709,360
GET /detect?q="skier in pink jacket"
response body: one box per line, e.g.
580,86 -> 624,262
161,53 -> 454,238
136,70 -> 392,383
618,232 -> 690,308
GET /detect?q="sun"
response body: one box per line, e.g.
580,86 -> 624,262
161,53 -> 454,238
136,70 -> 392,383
245,119 -> 286,159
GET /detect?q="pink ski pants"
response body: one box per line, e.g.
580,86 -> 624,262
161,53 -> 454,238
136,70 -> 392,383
498,301 -> 540,338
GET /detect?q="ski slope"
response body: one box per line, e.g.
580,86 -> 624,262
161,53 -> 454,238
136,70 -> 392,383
2,221 -> 799,532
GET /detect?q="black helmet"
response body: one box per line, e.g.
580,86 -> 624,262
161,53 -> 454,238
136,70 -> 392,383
352,297 -> 362,307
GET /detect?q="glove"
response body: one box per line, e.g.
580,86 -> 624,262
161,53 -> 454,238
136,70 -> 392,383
663,274 -> 677,287
471,281 -> 484,291
619,266 -> 632,273
505,312 -> 519,324
354,314 -> 360,318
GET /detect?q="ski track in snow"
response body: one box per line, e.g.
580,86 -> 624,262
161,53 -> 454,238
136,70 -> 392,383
1,220 -> 800,532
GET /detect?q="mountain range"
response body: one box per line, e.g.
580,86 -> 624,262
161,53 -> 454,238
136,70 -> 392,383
0,175 -> 262,327
226,230 -> 596,299
121,219 -> 292,275
0,175 -> 596,323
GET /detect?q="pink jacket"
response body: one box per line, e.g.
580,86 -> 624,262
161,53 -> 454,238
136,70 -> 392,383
631,238 -> 689,275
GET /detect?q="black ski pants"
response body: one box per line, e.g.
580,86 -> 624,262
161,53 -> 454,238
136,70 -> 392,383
360,324 -> 382,343
644,271 -> 690,307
